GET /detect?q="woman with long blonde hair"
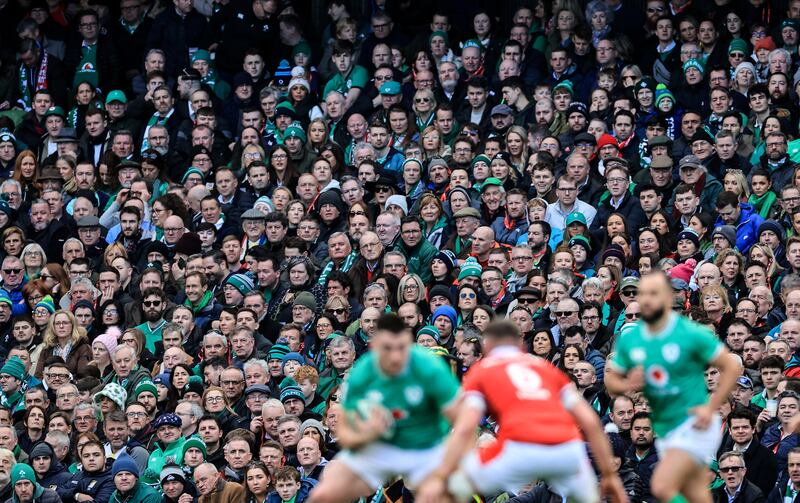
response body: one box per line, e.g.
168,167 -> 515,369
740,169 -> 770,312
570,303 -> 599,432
34,309 -> 92,378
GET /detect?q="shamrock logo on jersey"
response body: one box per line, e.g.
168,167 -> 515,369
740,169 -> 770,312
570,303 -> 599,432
647,364 -> 670,387
662,343 -> 680,363
404,385 -> 423,406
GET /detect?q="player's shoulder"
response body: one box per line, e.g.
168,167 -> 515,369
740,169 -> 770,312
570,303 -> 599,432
409,346 -> 451,375
674,314 -> 717,339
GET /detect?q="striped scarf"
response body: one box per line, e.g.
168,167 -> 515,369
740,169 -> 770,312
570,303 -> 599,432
317,251 -> 357,285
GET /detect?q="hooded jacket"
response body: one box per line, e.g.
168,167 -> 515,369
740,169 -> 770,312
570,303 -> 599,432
109,480 -> 161,503
713,203 -> 764,255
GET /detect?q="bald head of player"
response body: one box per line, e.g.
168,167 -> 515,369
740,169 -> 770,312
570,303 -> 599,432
481,320 -> 522,353
637,272 -> 673,326
374,312 -> 414,376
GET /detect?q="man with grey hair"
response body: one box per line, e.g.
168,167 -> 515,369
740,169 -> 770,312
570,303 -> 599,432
243,359 -> 270,387
176,400 -> 203,438
375,212 -> 400,247
105,344 -> 151,403
194,462 -> 245,499
319,336 -> 356,397
44,431 -> 70,462
694,262 -> 721,290
714,451 -> 762,503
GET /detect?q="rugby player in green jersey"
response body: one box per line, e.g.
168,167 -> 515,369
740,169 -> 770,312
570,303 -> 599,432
606,272 -> 741,503
308,313 -> 461,503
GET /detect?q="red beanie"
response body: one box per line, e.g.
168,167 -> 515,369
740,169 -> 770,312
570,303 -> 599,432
755,37 -> 777,52
596,133 -> 619,150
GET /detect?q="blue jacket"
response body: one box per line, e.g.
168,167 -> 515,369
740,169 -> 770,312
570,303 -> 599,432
491,215 -> 529,247
3,279 -> 27,317
65,466 -> 115,503
714,203 -> 764,255
266,477 -> 316,503
761,423 -> 799,480
584,347 -> 606,383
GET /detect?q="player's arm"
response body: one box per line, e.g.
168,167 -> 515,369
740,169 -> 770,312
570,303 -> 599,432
603,364 -> 644,395
336,407 -> 389,450
432,395 -> 481,480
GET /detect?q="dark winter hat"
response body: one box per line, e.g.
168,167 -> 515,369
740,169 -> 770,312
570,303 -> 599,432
758,220 -> 785,243
152,413 -> 182,430
601,244 -> 626,264
435,250 -> 457,272
29,442 -> 54,460
173,232 -> 202,256
112,452 -> 139,478
677,228 -> 701,249
428,284 -> 453,305
279,377 -> 306,404
711,225 -> 737,246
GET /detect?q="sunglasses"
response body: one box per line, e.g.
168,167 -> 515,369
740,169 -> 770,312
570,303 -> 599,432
518,297 -> 538,304
415,98 -> 431,103
375,186 -> 392,193
719,466 -> 743,473
625,313 -> 640,320
329,308 -> 347,315
3,268 -> 21,275
460,292 -> 476,299
554,311 -> 576,317
621,289 -> 638,297
143,300 -> 162,307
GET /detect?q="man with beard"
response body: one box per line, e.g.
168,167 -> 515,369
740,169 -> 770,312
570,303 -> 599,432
627,413 -> 658,502
115,206 -> 148,264
141,86 -> 183,152
756,132 -> 796,189
768,72 -> 797,120
134,288 -> 168,354
606,272 -> 740,503
104,410 -> 149,472
435,62 -> 464,107
26,199 -> 68,263
457,77 -> 492,133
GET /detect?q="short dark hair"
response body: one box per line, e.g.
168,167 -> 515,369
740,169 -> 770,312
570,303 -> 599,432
376,313 -> 407,333
716,191 -> 740,209
482,320 -> 520,341
759,355 -> 785,372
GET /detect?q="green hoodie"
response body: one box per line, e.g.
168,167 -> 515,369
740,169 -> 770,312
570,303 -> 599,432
142,437 -> 187,486
110,480 -> 161,502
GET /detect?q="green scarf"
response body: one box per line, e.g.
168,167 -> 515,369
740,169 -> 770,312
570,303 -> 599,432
74,43 -> 98,89
184,290 -> 213,315
748,191 -> 777,219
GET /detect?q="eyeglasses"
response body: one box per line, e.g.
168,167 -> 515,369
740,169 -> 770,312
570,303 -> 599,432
404,284 -> 420,290
554,311 -> 576,317
164,227 -> 183,233
460,292 -> 476,299
126,411 -> 147,418
46,372 -> 69,380
719,466 -> 744,473
581,315 -> 600,321
54,320 -> 71,326
647,6 -> 665,12
206,396 -> 224,403
349,210 -> 366,217
221,380 -> 243,386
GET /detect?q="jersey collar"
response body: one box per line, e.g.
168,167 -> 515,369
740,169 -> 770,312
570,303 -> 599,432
642,311 -> 678,339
